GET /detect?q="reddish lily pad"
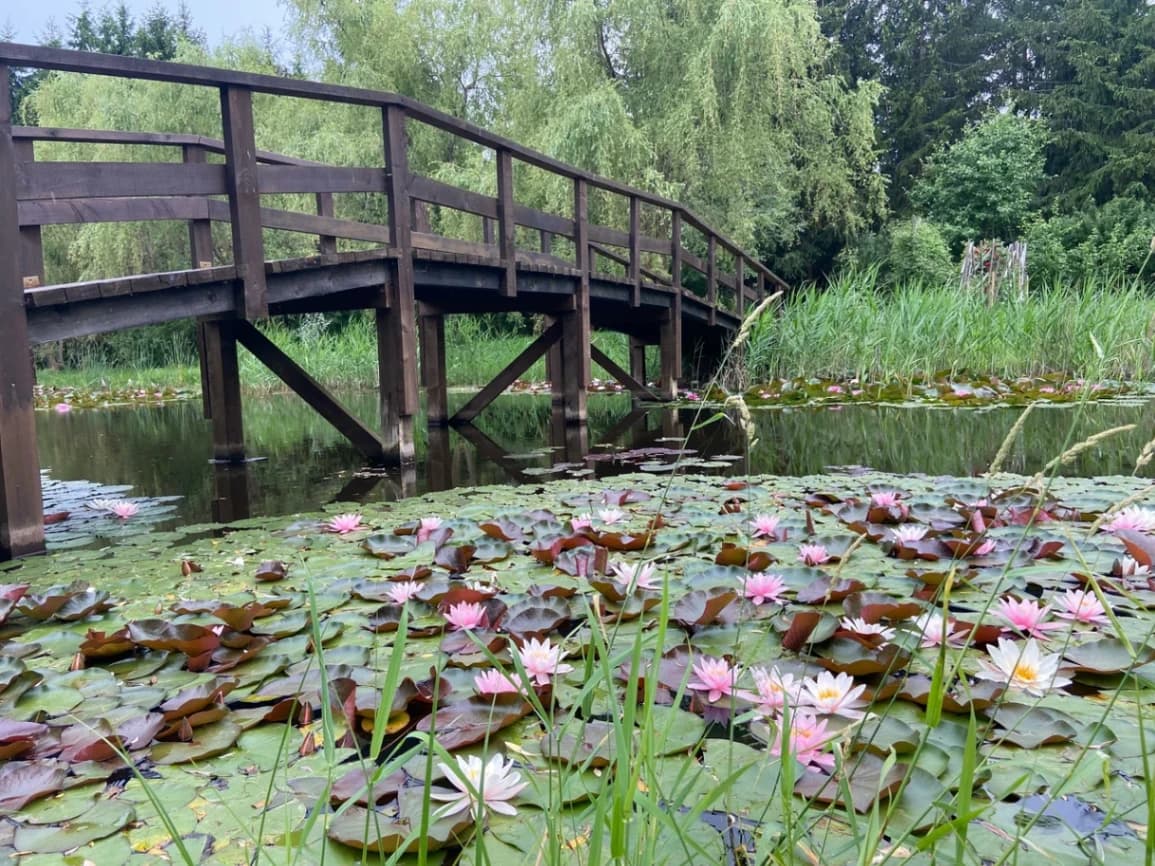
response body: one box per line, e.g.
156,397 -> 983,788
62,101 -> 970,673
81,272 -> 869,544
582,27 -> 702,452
414,696 -> 532,751
796,576 -> 867,605
794,752 -> 907,813
0,759 -> 67,810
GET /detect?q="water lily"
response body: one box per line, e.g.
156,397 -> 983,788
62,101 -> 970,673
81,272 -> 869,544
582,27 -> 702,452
514,637 -> 574,686
870,490 -> 903,508
89,498 -> 139,519
912,611 -> 966,648
610,561 -> 658,591
770,710 -> 837,773
889,525 -> 928,545
1117,556 -> 1150,577
739,666 -> 800,716
53,402 -> 71,414
571,513 -> 593,532
971,538 -> 997,556
688,656 -> 739,703
474,668 -> 525,696
386,581 -> 423,604
750,513 -> 782,539
839,616 -> 895,644
743,572 -> 788,605
797,544 -> 831,566
431,753 -> 528,820
994,596 -> 1063,640
324,513 -> 363,534
975,637 -> 1072,697
1054,589 -> 1109,625
598,508 -> 625,525
416,516 -> 443,543
444,602 -> 488,631
1102,506 -> 1155,534
800,671 -> 869,719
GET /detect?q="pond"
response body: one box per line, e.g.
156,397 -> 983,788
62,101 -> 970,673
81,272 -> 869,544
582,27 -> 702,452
35,390 -> 1155,530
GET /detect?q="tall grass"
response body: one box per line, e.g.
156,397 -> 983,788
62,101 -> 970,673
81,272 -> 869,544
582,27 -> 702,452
746,269 -> 1155,382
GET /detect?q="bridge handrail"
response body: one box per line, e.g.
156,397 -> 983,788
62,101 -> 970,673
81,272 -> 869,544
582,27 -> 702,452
1,42 -> 789,323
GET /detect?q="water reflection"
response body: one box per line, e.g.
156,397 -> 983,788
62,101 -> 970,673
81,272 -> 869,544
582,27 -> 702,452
36,392 -> 1155,529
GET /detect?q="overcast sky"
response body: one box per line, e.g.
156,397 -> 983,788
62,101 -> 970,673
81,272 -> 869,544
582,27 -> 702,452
1,0 -> 288,47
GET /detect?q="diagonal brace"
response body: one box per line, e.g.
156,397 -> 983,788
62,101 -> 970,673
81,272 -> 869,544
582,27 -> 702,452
451,320 -> 563,423
232,320 -> 387,461
590,344 -> 663,401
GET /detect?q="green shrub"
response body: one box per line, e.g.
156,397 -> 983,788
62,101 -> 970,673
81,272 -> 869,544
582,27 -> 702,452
884,218 -> 955,286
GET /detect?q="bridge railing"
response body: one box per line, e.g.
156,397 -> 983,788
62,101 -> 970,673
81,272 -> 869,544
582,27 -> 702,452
1,41 -> 787,326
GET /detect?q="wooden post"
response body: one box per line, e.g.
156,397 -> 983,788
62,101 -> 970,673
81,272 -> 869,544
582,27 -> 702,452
419,304 -> 448,426
316,192 -> 338,257
496,147 -> 516,297
659,210 -> 683,400
482,217 -> 495,245
545,314 -> 564,405
425,426 -> 454,492
629,336 -> 646,388
563,178 -> 592,424
706,234 -> 717,327
211,463 -> 251,523
757,271 -> 765,301
219,86 -> 267,320
629,196 -> 641,307
0,66 -> 45,559
14,140 -> 44,288
735,255 -> 745,318
380,104 -> 418,463
200,319 -> 245,463
539,230 -> 552,256
184,144 -> 216,420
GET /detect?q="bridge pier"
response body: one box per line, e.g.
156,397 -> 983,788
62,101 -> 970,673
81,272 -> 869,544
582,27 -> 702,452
0,65 -> 45,558
419,305 -> 448,426
201,319 -> 246,463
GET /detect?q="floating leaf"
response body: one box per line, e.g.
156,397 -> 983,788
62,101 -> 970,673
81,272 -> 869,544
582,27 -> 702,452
0,760 -> 67,810
543,719 -> 618,768
255,559 -> 288,582
415,697 -> 531,751
794,752 -> 907,813
671,590 -> 737,628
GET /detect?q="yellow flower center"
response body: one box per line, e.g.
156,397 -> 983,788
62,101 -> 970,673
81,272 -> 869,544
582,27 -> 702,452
1012,662 -> 1038,682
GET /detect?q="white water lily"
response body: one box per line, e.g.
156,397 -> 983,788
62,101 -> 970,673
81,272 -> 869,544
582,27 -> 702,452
975,638 -> 1072,697
431,753 -> 528,820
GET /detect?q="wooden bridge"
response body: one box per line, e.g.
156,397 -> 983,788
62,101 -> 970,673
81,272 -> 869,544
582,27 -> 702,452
0,42 -> 787,560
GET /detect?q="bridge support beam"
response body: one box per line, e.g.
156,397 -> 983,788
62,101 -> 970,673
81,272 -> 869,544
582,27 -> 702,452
201,319 -> 246,463
0,65 -> 45,560
590,345 -> 661,402
451,321 -> 562,424
419,305 -> 448,426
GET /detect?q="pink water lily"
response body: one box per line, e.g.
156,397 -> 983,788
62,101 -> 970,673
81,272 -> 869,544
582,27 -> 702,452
743,572 -> 788,605
53,402 -> 71,414
889,525 -> 928,545
431,753 -> 528,820
688,656 -> 739,703
839,616 -> 895,645
870,490 -> 903,508
971,538 -> 997,556
976,637 -> 1072,697
771,710 -> 837,773
739,666 -> 800,716
1102,506 -> 1155,534
750,513 -> 782,539
800,671 -> 869,719
1055,589 -> 1109,625
514,637 -> 574,686
474,668 -> 525,696
1117,556 -> 1150,577
598,508 -> 625,525
89,498 -> 139,519
610,561 -> 658,591
444,601 -> 488,631
912,611 -> 966,648
416,516 -> 443,543
571,513 -> 593,532
324,512 -> 363,534
797,544 -> 831,566
387,581 -> 423,604
995,596 -> 1063,640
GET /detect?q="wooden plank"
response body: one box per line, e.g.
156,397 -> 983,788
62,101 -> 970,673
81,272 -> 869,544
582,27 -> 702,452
200,318 -> 245,463
412,231 -> 497,259
590,344 -> 660,401
736,256 -> 745,317
380,104 -> 418,463
13,139 -> 43,287
17,161 -> 226,200
514,203 -> 573,238
206,199 -> 389,244
564,178 -> 591,424
629,196 -> 641,307
589,242 -> 670,286
256,164 -> 386,194
233,320 -> 386,460
496,148 -> 516,298
220,85 -> 267,320
587,222 -> 629,250
409,174 -> 497,219
418,306 -> 448,425
19,195 -> 209,226
0,65 -> 45,559
451,321 -> 562,423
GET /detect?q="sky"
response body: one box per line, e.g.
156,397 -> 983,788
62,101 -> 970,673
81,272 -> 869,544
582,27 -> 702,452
1,0 -> 288,47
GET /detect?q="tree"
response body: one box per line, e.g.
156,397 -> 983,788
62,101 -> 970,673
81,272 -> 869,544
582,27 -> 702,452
910,112 -> 1047,248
